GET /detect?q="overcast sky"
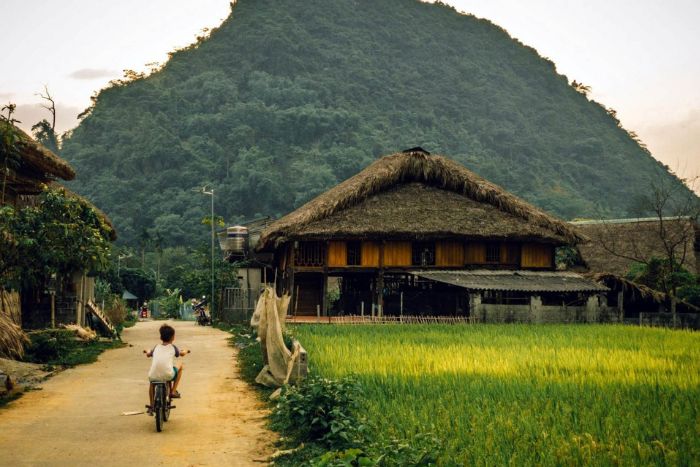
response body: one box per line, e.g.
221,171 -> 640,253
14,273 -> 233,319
2,0 -> 698,184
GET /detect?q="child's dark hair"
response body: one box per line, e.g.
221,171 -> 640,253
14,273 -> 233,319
159,324 -> 175,342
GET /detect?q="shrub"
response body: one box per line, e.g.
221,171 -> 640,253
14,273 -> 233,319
23,329 -> 76,363
271,375 -> 366,448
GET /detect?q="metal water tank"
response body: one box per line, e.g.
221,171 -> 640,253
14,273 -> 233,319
226,225 -> 249,256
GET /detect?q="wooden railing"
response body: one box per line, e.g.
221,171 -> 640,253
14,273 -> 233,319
86,300 -> 116,335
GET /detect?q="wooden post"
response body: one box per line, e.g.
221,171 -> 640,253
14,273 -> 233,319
289,243 -> 297,316
400,291 -> 404,318
378,242 -> 385,314
617,291 -> 624,322
50,293 -> 56,329
322,244 -> 329,317
361,301 -> 365,317
316,304 -> 320,323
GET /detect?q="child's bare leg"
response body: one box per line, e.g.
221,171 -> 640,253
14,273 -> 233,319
171,362 -> 184,394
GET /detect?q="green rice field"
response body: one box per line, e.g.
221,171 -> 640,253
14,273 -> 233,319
293,324 -> 700,465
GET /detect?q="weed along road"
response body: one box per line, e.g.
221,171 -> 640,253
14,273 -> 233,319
0,320 -> 274,466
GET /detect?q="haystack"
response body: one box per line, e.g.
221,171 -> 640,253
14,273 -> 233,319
0,312 -> 28,359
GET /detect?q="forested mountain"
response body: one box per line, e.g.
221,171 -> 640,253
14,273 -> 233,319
62,0 -> 689,246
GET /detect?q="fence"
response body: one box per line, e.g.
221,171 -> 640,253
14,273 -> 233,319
218,287 -> 261,324
632,312 -> 699,330
286,314 -> 481,325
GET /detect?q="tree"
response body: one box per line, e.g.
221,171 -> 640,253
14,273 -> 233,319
0,187 -> 113,290
31,86 -> 60,154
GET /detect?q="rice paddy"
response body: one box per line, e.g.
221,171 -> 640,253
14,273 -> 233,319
293,324 -> 700,465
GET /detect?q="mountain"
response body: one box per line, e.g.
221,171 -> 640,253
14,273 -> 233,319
61,0 -> 691,246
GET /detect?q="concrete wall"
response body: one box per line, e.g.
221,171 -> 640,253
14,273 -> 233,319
470,293 -> 606,324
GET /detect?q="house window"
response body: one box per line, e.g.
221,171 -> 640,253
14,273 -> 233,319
486,242 -> 501,263
412,241 -> 436,266
347,241 -> 361,266
295,242 -> 326,267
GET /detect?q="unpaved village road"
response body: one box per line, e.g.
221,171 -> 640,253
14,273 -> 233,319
0,320 -> 275,466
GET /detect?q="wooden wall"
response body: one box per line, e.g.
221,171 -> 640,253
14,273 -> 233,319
292,239 -> 554,269
521,243 -> 553,268
361,241 -> 380,267
464,242 -> 486,264
327,241 -> 346,267
384,241 -> 412,267
436,241 -> 464,266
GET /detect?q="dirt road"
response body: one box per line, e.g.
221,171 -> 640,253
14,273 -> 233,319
0,320 -> 275,466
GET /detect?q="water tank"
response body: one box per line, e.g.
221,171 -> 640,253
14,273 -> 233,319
222,225 -> 249,256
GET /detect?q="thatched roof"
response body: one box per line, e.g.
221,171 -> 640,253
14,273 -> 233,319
14,127 -> 75,181
258,150 -> 584,250
1,121 -> 75,194
593,273 -> 700,313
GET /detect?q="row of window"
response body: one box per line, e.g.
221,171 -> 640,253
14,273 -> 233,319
294,241 -> 527,267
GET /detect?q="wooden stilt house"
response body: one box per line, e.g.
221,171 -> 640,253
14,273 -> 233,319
256,149 -> 607,322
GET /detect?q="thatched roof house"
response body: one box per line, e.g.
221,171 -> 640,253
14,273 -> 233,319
259,150 -> 584,250
1,121 -> 75,204
572,217 -> 699,276
257,149 -> 604,321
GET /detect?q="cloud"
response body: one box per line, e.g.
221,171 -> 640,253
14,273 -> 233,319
68,68 -> 118,80
636,109 -> 700,193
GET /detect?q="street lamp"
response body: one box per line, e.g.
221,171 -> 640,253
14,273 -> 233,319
47,272 -> 57,328
196,185 -> 215,320
117,252 -> 132,277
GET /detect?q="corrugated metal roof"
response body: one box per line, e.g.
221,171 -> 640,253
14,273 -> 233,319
412,270 -> 608,293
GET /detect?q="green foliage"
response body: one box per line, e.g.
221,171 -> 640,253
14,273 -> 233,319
23,329 -> 122,367
0,187 -> 113,289
118,267 -> 156,301
678,283 -> 700,307
152,288 -> 182,319
271,376 -> 366,449
60,0 -> 696,248
23,329 -> 77,363
626,257 -> 696,295
288,324 -> 700,465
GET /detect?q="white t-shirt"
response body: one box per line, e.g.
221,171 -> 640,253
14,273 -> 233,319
148,343 -> 180,381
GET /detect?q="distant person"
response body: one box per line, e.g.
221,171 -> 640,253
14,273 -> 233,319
144,324 -> 189,415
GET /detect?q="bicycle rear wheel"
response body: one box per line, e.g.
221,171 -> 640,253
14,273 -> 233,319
154,385 -> 163,432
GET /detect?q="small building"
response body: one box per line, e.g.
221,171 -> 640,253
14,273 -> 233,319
572,217 -> 699,276
256,149 -> 607,322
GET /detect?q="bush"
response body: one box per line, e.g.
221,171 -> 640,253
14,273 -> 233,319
104,296 -> 128,327
271,375 -> 366,448
23,329 -> 76,363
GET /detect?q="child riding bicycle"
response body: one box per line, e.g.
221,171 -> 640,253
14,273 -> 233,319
144,324 -> 189,414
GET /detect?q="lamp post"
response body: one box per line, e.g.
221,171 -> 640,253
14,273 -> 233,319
197,186 -> 215,320
117,252 -> 132,277
47,273 -> 57,328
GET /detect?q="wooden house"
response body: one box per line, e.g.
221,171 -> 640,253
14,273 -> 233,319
256,149 -> 607,322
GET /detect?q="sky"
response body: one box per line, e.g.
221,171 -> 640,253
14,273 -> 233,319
2,0 -> 698,184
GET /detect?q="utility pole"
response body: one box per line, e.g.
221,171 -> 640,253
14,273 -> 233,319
199,186 -> 215,320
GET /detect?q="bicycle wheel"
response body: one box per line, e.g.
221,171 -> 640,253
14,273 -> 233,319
163,390 -> 170,422
155,385 -> 163,432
